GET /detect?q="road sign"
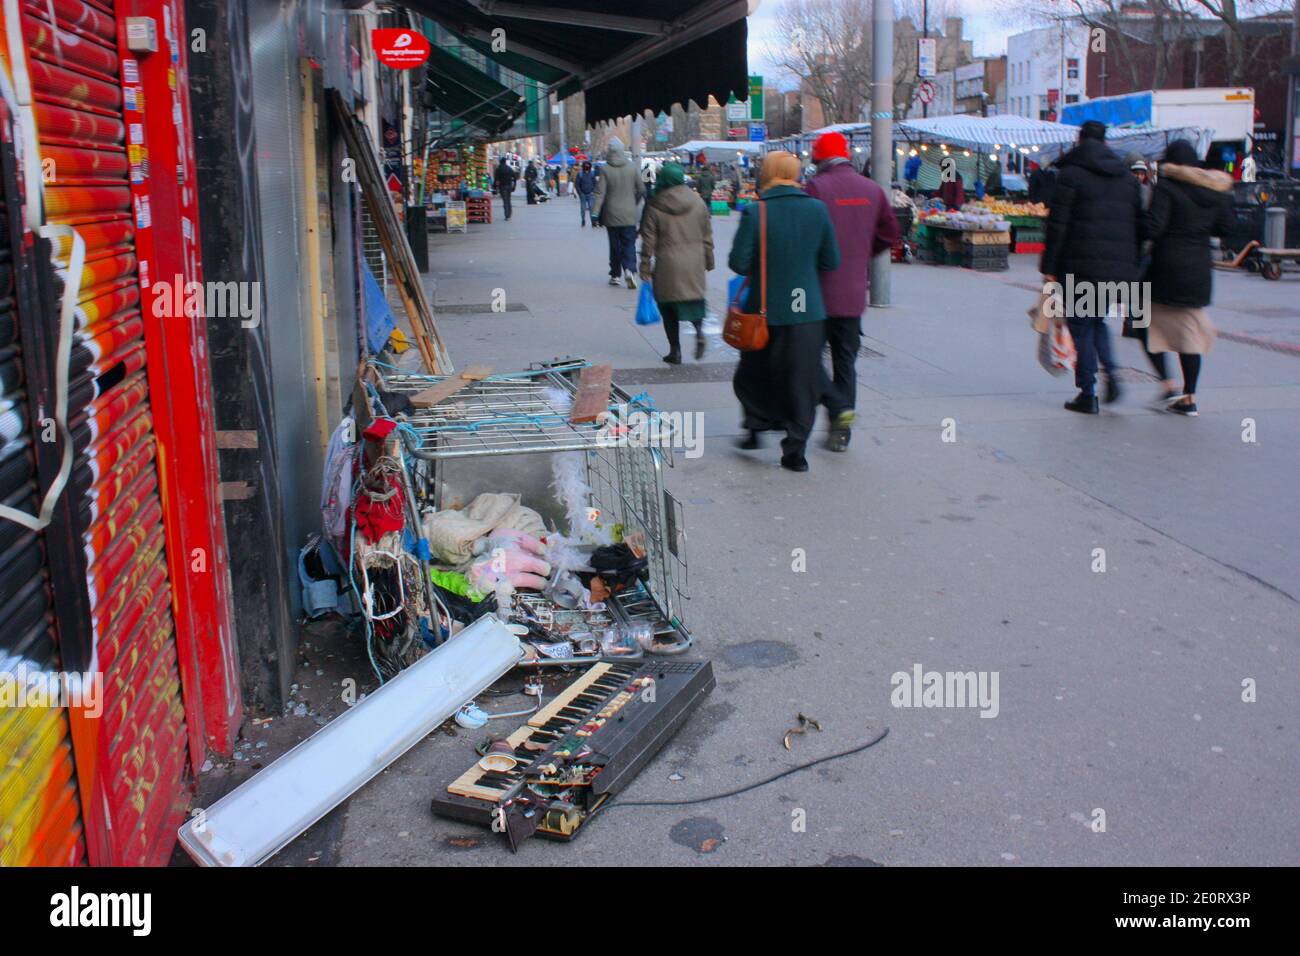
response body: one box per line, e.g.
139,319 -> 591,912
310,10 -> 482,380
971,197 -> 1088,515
917,38 -> 937,78
749,123 -> 766,142
726,100 -> 747,121
918,80 -> 936,105
749,75 -> 764,121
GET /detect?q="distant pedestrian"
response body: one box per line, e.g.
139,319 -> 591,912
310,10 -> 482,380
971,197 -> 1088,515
638,162 -> 714,364
1040,120 -> 1142,414
494,156 -> 516,220
575,160 -> 597,226
729,150 -> 841,473
804,131 -> 900,451
1028,160 -> 1057,208
1137,139 -> 1235,417
938,172 -> 966,210
524,160 -> 539,205
694,163 -> 715,203
592,137 -> 645,288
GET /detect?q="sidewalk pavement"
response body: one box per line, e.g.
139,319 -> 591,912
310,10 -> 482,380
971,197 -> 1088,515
199,191 -> 1299,867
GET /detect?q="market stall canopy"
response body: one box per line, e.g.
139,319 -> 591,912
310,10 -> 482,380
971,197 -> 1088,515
670,140 -> 763,163
397,0 -> 750,124
547,151 -> 588,165
895,114 -> 1212,166
424,43 -> 527,136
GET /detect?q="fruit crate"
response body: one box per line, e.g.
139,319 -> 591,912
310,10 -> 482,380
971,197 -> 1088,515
963,230 -> 1011,246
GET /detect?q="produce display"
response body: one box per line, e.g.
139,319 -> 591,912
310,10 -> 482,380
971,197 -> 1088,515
964,199 -> 1048,218
918,208 -> 1010,232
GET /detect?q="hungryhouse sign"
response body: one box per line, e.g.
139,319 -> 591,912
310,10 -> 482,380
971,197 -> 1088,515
372,29 -> 430,69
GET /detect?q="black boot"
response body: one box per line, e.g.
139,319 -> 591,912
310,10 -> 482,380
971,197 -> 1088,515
780,452 -> 809,472
736,430 -> 761,450
1065,392 -> 1100,414
662,350 -> 682,365
1103,374 -> 1122,405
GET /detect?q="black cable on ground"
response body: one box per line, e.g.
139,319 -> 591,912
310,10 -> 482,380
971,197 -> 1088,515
606,726 -> 891,809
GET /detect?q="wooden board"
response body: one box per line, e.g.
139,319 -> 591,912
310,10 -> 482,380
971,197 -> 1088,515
569,364 -> 613,424
409,365 -> 493,408
329,90 -> 452,374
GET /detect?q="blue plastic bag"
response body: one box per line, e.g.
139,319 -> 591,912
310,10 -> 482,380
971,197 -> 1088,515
635,281 -> 661,326
727,274 -> 746,309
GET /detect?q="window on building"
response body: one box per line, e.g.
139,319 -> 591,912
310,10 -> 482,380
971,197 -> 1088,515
1067,58 -> 1079,80
1066,94 -> 1079,104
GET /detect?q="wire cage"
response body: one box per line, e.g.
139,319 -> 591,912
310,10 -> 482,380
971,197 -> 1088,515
382,359 -> 692,651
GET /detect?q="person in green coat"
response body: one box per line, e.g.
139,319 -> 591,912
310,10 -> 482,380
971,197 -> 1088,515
728,151 -> 840,473
639,162 -> 715,364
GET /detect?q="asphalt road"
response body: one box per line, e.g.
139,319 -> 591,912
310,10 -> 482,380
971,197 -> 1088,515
199,188 -> 1298,867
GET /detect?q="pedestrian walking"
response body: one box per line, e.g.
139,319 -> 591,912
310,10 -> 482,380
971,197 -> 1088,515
575,160 -> 597,226
729,150 -> 841,473
1136,139 -> 1235,417
803,131 -> 900,451
592,137 -> 645,288
694,163 -> 715,204
638,162 -> 714,364
494,155 -> 516,221
524,160 -> 539,205
1040,120 -> 1142,414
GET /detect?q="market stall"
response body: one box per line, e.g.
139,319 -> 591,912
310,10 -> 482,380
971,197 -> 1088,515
913,204 -> 1014,270
425,144 -> 495,229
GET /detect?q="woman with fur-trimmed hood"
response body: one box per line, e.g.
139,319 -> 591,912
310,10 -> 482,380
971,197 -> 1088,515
1140,139 -> 1236,417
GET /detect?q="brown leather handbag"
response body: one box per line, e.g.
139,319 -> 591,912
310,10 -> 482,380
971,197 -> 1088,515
722,200 -> 769,351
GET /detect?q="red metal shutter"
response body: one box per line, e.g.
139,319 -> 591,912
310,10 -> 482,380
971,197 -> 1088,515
0,93 -> 85,868
21,0 -> 191,865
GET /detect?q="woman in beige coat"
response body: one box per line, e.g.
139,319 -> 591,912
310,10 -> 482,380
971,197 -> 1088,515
639,162 -> 715,363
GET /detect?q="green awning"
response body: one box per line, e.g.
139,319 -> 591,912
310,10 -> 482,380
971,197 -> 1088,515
425,44 -> 526,136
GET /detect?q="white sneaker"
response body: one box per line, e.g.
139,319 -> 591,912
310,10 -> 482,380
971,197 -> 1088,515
608,276 -> 621,286
624,270 -> 638,289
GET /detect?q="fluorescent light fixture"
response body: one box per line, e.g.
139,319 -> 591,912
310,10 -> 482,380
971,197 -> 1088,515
178,617 -> 523,866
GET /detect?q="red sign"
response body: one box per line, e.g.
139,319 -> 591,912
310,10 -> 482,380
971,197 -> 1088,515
372,28 -> 430,69
918,80 -> 936,105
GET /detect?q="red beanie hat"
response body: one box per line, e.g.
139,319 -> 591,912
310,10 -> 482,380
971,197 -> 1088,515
812,131 -> 850,162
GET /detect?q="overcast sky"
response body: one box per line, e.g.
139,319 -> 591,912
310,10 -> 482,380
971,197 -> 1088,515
748,0 -> 1033,88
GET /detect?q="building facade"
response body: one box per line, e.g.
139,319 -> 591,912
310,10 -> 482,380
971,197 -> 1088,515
1006,26 -> 1091,122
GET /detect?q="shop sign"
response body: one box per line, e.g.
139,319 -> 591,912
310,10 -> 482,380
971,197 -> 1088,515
372,29 -> 431,69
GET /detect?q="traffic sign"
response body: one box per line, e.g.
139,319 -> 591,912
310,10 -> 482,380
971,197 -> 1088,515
918,80 -> 936,105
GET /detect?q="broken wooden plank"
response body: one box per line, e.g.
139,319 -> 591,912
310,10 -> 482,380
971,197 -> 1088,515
569,364 -> 613,424
409,365 -> 493,408
330,89 -> 452,374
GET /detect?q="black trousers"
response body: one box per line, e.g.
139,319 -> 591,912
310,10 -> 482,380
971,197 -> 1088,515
662,302 -> 702,354
606,225 -> 637,278
821,315 -> 862,417
500,187 -> 512,219
733,321 -> 827,457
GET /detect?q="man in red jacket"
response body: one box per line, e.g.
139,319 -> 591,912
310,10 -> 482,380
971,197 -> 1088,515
804,132 -> 900,451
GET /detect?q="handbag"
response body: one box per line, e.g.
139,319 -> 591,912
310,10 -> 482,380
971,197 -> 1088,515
722,200 -> 769,351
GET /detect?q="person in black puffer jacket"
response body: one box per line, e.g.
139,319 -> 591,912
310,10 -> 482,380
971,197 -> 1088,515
1040,121 -> 1143,415
1135,139 -> 1235,417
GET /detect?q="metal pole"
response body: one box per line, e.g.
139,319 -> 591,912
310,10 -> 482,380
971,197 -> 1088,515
921,0 -> 928,119
1287,0 -> 1299,176
631,113 -> 643,169
870,0 -> 894,307
558,95 -> 567,182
